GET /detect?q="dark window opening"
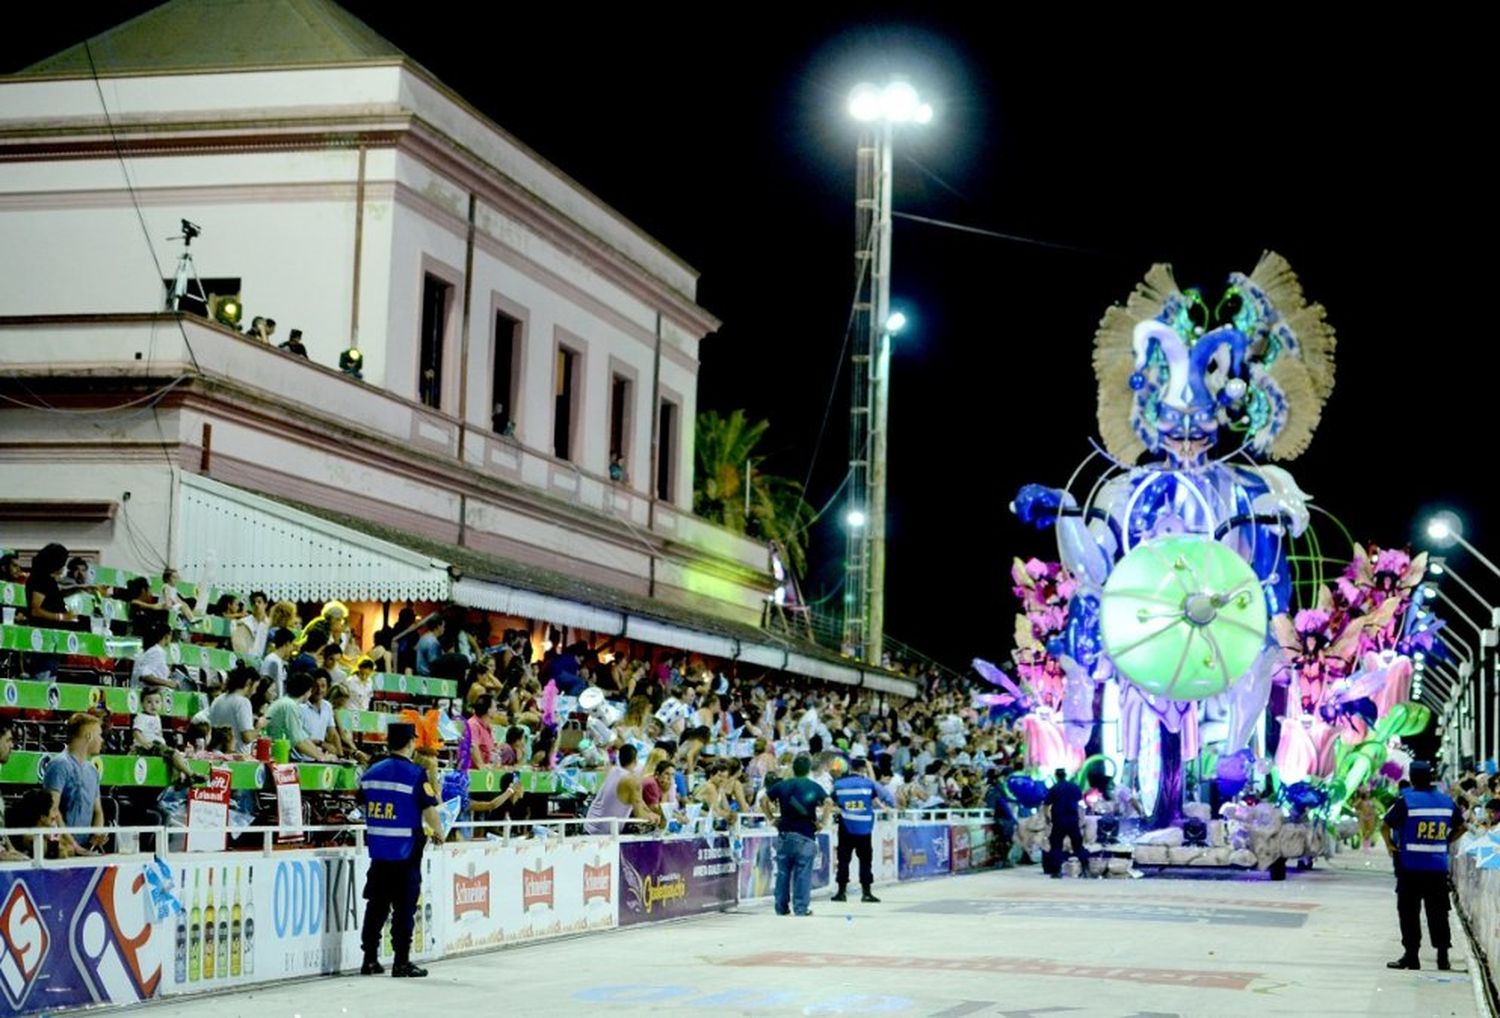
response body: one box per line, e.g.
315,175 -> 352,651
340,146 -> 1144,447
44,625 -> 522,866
492,311 -> 520,435
553,346 -> 579,461
419,274 -> 452,409
657,399 -> 677,501
609,374 -> 632,478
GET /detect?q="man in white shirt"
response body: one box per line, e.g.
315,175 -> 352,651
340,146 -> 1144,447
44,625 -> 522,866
131,623 -> 179,690
299,672 -> 339,758
233,590 -> 271,658
259,627 -> 295,698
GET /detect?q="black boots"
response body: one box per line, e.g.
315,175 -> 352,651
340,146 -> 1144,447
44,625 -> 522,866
360,958 -> 384,976
830,888 -> 847,902
861,889 -> 881,903
1437,949 -> 1451,971
1386,956 -> 1419,970
391,960 -> 428,978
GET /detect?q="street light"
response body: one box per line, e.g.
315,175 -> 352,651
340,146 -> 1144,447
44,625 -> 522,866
1426,510 -> 1500,584
842,80 -> 931,667
845,508 -> 867,530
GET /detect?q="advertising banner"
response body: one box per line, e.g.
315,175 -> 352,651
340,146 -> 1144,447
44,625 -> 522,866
272,765 -> 303,845
185,768 -> 232,853
872,819 -> 900,884
439,837 -> 618,957
897,823 -> 950,880
951,824 -> 973,873
0,864 -> 164,1017
163,849 -> 437,995
618,836 -> 737,926
736,832 -> 832,901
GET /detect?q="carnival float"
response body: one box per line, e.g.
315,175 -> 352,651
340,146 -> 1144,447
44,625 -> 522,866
981,253 -> 1436,875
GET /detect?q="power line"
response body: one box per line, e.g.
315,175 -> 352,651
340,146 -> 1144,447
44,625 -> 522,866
891,209 -> 1115,258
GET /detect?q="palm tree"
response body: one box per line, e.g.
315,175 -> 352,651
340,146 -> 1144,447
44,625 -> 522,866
694,410 -> 815,575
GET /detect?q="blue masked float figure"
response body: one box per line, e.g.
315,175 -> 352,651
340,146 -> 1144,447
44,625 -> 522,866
1010,252 -> 1336,828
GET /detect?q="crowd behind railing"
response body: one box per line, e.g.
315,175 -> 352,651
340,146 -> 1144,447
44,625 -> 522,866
2,541 -> 1024,860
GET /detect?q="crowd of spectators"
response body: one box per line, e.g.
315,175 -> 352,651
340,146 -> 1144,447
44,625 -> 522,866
3,542 -> 1018,857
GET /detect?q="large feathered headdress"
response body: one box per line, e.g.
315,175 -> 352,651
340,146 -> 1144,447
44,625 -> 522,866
1093,251 -> 1335,463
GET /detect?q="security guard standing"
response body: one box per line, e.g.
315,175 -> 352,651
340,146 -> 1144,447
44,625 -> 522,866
831,754 -> 894,903
1381,760 -> 1465,971
359,722 -> 443,978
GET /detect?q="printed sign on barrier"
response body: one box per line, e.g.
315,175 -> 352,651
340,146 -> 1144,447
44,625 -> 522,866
438,837 -> 618,956
162,850 -> 436,996
897,823 -> 950,880
872,819 -> 900,884
0,865 -> 164,1017
619,836 -> 737,926
736,832 -> 832,901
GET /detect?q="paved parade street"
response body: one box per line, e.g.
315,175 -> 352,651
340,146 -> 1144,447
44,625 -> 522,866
130,852 -> 1485,1018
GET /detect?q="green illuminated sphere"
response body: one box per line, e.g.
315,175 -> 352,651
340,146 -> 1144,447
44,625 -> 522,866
1101,534 -> 1268,700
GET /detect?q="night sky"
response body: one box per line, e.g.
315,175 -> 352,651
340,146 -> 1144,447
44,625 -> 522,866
8,7 -> 1496,668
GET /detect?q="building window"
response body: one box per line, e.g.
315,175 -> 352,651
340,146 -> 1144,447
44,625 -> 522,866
419,274 -> 452,409
657,398 -> 677,501
553,345 -> 579,461
609,374 -> 632,480
492,310 -> 520,435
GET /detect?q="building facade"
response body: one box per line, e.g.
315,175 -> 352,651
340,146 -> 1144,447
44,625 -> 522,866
0,0 -> 782,629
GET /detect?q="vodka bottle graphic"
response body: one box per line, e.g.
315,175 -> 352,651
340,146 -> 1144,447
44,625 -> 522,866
216,866 -> 229,977
413,893 -> 424,951
242,866 -> 256,976
230,866 -> 243,978
188,870 -> 201,982
174,869 -> 188,984
203,868 -> 216,980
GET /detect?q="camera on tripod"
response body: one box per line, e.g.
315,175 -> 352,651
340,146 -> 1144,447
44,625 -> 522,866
177,219 -> 202,245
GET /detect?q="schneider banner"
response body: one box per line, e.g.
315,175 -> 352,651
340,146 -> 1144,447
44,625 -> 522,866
737,832 -> 832,901
897,823 -> 951,880
440,837 -> 617,956
1,864 -> 164,1017
619,835 -> 737,926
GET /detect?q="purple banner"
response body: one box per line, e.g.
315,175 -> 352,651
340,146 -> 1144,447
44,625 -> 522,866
897,823 -> 950,880
737,832 -> 832,900
618,836 -> 737,926
1,864 -> 164,1017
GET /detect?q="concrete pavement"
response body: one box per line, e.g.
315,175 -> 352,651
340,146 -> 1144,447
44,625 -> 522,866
125,848 -> 1485,1018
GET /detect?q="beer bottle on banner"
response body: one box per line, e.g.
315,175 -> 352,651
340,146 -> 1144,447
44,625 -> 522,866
413,893 -> 424,951
242,866 -> 256,976
188,870 -> 201,982
230,866 -> 243,978
203,868 -> 216,980
422,900 -> 432,951
174,869 -> 188,984
216,866 -> 229,977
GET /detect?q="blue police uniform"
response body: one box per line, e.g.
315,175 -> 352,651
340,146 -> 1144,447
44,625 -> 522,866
832,769 -> 894,897
359,751 -> 438,974
1384,783 -> 1462,965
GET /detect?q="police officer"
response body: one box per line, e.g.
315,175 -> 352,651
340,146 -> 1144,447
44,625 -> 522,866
359,721 -> 443,978
831,754 -> 895,902
1381,760 -> 1465,971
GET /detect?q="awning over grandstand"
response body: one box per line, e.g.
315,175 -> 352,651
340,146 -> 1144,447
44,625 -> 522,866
176,474 -> 451,602
451,575 -> 913,695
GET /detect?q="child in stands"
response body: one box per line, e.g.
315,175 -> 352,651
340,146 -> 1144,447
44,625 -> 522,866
132,688 -> 204,786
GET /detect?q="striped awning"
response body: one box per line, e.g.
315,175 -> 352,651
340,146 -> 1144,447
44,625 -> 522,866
176,474 -> 451,602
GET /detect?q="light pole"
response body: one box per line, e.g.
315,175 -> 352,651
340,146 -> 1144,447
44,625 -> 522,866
1428,557 -> 1500,765
843,81 -> 931,666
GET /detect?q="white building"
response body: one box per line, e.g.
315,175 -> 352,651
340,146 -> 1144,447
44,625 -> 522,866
0,0 -> 913,693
